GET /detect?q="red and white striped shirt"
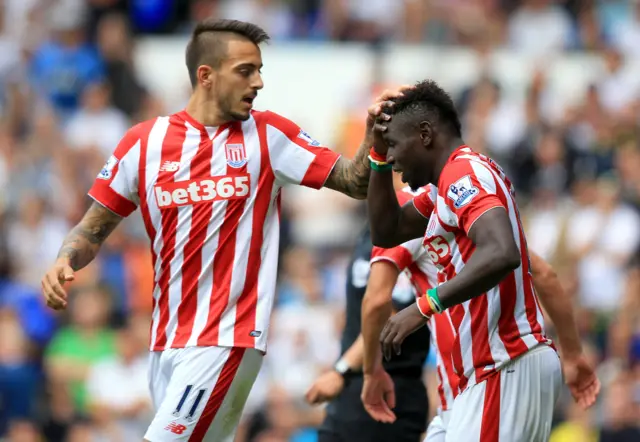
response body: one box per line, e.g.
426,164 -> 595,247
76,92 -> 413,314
413,145 -> 551,393
89,110 -> 340,352
370,185 -> 459,411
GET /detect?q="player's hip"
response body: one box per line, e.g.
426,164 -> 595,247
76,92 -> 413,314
457,342 -> 557,391
446,346 -> 561,441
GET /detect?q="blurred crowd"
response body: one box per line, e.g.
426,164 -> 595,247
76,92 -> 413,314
0,0 -> 639,441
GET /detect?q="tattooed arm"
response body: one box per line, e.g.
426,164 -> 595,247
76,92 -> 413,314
323,141 -> 371,199
41,202 -> 122,310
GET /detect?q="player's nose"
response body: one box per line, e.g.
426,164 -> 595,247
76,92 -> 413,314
252,73 -> 264,90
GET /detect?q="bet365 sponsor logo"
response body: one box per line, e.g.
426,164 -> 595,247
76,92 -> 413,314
154,175 -> 250,208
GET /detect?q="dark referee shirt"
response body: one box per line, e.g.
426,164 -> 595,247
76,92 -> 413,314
340,225 -> 430,377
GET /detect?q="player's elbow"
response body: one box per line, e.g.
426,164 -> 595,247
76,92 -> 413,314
497,243 -> 521,273
363,291 -> 391,312
370,230 -> 402,248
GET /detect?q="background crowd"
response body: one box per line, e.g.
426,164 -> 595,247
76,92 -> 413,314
0,0 -> 639,441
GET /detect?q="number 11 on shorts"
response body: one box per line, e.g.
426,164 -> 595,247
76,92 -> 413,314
173,385 -> 207,421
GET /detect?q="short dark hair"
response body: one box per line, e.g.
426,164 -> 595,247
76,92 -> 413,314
185,19 -> 270,87
387,80 -> 462,137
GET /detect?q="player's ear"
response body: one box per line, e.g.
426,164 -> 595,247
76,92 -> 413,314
419,121 -> 432,147
197,65 -> 213,89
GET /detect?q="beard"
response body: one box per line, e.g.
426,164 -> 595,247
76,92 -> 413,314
228,109 -> 251,121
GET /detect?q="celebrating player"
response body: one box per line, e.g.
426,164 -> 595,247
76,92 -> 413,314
361,186 -> 599,442
366,80 -> 599,440
40,19 -> 408,442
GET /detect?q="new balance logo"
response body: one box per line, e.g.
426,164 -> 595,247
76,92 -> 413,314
165,422 -> 187,435
159,161 -> 181,172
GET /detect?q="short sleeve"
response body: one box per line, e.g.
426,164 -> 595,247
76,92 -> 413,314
412,193 -> 435,218
409,184 -> 436,218
440,159 -> 506,234
371,187 -> 429,270
259,111 -> 341,189
87,126 -> 141,217
371,238 -> 424,271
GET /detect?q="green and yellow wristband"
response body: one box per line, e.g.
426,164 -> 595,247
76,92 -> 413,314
369,147 -> 392,172
416,287 -> 444,317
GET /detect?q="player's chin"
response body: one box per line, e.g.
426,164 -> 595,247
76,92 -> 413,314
230,108 -> 252,121
407,171 -> 428,190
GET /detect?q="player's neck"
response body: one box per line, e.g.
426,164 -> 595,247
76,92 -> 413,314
185,92 -> 228,127
433,137 -> 465,184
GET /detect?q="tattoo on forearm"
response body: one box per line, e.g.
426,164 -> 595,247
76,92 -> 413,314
325,141 -> 371,199
57,203 -> 122,270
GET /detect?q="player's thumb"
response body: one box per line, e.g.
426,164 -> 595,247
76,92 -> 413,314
305,386 -> 318,405
61,265 -> 75,282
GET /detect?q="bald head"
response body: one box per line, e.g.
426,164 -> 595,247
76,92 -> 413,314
185,19 -> 270,87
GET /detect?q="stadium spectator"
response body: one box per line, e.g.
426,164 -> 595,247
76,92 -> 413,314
0,311 -> 40,435
566,174 -> 640,313
507,0 -> 574,57
29,4 -> 104,120
64,81 -> 129,158
95,12 -> 146,119
45,285 -> 116,415
86,317 -> 152,441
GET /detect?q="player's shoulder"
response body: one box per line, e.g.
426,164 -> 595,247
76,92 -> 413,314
251,109 -> 302,134
396,184 -> 432,205
125,117 -> 160,139
440,150 -> 484,186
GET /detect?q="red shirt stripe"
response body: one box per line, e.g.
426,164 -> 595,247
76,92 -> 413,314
233,112 -> 276,346
199,122 -> 248,345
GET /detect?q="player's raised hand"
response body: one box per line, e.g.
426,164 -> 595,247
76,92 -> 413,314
41,259 -> 75,310
305,370 -> 345,405
380,304 -> 429,361
562,354 -> 601,409
365,84 -> 414,153
361,367 -> 396,423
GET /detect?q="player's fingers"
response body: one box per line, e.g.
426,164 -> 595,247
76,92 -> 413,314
384,387 -> 396,409
368,103 -> 393,119
47,272 -> 69,299
373,123 -> 388,133
48,279 -> 68,305
46,297 -> 64,310
378,86 -> 411,101
45,297 -> 62,310
378,400 -> 396,423
392,332 -> 404,356
381,331 -> 394,361
363,403 -> 386,422
41,279 -> 65,310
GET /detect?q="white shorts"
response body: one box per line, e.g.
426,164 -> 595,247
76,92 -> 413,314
145,346 -> 263,442
445,345 -> 561,442
424,409 -> 451,442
